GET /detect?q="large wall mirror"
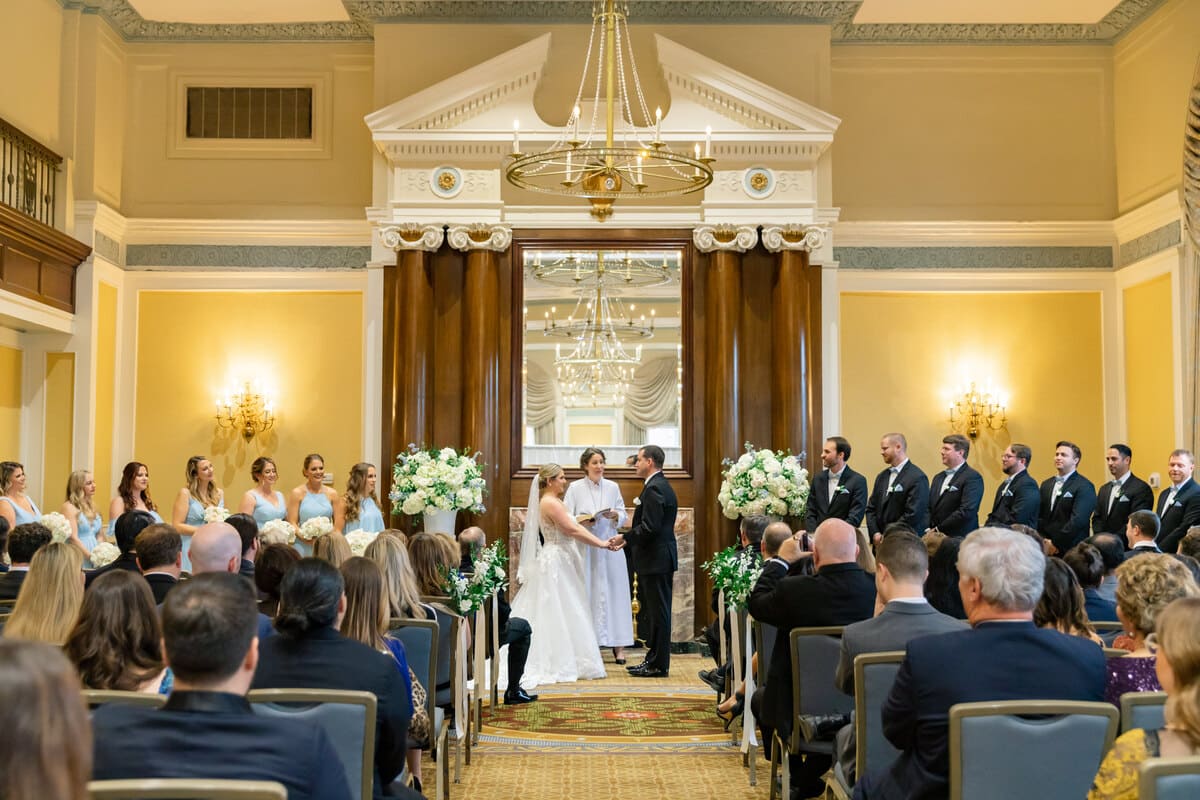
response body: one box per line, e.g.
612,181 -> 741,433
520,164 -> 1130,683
516,238 -> 690,471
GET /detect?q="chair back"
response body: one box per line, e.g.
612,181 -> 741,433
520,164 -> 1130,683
0,598 -> 15,610
948,700 -> 1119,800
788,627 -> 851,754
752,618 -> 778,689
1139,756 -> 1200,800
88,778 -> 287,799
853,651 -> 904,779
82,690 -> 168,709
389,618 -> 440,738
1103,647 -> 1129,658
1091,621 -> 1123,646
246,689 -> 375,800
423,602 -> 461,707
1120,691 -> 1168,734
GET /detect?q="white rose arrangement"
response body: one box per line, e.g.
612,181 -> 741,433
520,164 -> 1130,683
259,519 -> 295,546
203,505 -> 229,524
345,529 -> 377,557
443,540 -> 508,614
390,444 -> 487,517
89,541 -> 121,568
717,442 -> 810,520
39,512 -> 72,544
298,516 -> 334,542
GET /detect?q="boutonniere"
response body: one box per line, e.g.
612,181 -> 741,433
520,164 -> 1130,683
889,483 -> 904,494
1063,491 -> 1074,499
834,484 -> 850,495
633,497 -> 642,507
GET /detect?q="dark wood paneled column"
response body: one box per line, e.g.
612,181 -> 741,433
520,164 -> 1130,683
772,249 -> 810,455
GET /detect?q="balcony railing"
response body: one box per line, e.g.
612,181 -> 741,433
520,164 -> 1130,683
0,117 -> 61,227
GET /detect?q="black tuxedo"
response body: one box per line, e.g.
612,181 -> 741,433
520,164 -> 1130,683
92,691 -> 355,800
1038,472 -> 1098,554
859,621 -> 1106,800
1156,478 -> 1200,553
984,470 -> 1040,529
1126,543 -> 1164,557
143,572 -> 178,604
928,463 -> 984,537
866,461 -> 930,536
804,466 -> 868,532
625,471 -> 678,671
85,551 -> 142,588
1092,473 -> 1154,535
251,626 -> 412,795
0,568 -> 28,601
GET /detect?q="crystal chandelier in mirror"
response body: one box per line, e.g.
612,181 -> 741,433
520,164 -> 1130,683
504,0 -> 715,220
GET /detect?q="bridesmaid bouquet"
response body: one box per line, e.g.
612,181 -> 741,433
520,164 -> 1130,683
390,444 -> 487,517
39,512 -> 72,544
717,442 -> 810,520
702,546 -> 763,610
345,530 -> 376,557
89,541 -> 121,568
298,516 -> 333,542
259,519 -> 295,545
203,506 -> 230,524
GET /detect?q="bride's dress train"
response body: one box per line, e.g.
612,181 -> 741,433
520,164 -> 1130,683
500,515 -> 606,691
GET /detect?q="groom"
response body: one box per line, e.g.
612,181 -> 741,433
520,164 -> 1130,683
613,444 -> 678,678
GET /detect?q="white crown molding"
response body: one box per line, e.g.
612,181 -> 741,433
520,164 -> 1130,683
1112,190 -> 1185,244
123,218 -> 372,246
834,219 -> 1115,247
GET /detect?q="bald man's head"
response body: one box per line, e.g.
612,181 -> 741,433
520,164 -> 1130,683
812,518 -> 859,566
189,522 -> 242,574
460,526 -> 486,548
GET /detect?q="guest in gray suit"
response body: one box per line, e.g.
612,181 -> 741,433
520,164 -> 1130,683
833,531 -> 966,786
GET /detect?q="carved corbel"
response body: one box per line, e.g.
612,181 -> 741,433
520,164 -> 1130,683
761,225 -> 828,253
378,224 -> 445,252
692,224 -> 759,253
446,223 -> 512,252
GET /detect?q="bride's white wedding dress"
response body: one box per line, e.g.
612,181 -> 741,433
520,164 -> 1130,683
501,513 -> 606,691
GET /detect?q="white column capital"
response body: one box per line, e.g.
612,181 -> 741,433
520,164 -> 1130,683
447,223 -> 512,252
692,224 -> 758,253
761,225 -> 828,253
378,224 -> 445,252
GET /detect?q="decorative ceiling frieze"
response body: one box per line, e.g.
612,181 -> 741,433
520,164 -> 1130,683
58,0 -> 1167,43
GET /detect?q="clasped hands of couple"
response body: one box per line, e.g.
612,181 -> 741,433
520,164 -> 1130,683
581,510 -> 626,551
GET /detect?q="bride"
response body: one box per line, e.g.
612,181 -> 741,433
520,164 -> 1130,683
504,462 -> 622,691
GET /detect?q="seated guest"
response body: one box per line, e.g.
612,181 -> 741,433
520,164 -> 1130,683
1173,553 -> 1200,586
91,573 -> 353,800
366,532 -> 436,621
1086,533 -> 1126,604
1106,553 -> 1199,704
191,522 -> 273,640
1035,557 -> 1102,644
134,523 -> 182,604
313,530 -> 353,568
0,640 -> 92,798
748,518 -> 876,798
64,569 -> 169,693
251,558 -> 413,797
1125,509 -> 1163,556
0,522 -> 51,600
857,526 -> 1107,799
224,512 -> 259,580
409,532 -> 459,598
1089,597 -> 1200,799
86,510 -> 155,587
921,529 -> 946,558
0,516 -> 9,573
1064,542 -> 1118,622
1180,526 -> 1200,561
5,542 -> 84,645
700,515 -> 768,692
924,536 -> 967,619
254,542 -> 300,617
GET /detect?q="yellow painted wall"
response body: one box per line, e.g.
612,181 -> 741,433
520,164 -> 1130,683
832,45 -> 1116,220
839,291 -> 1107,502
0,346 -> 23,461
94,282 -> 118,513
134,291 -> 363,499
0,0 -> 64,152
121,42 -> 373,219
1114,0 -> 1200,213
43,352 -> 75,508
1123,274 -> 1176,465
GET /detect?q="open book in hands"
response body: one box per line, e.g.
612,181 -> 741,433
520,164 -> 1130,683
576,508 -> 612,524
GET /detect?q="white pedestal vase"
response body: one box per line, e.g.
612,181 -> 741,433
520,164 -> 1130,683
424,508 -> 458,535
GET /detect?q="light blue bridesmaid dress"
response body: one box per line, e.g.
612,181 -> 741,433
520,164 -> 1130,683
182,496 -> 224,572
297,490 -> 333,557
1,496 -> 41,525
252,491 -> 287,528
78,511 -> 103,552
345,497 -> 385,534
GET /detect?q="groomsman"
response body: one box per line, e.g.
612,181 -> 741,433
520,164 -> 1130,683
1156,449 -> 1200,553
1092,444 -> 1154,535
804,436 -> 868,532
866,433 -> 929,542
1038,441 -> 1097,556
927,434 -> 984,537
985,444 -> 1040,529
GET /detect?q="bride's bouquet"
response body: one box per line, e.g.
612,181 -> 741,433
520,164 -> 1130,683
259,519 -> 295,545
717,442 -> 810,520
298,516 -> 333,542
702,546 -> 763,610
390,444 -> 487,517
39,512 -> 72,544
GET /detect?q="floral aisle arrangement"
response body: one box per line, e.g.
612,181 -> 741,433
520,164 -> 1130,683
203,506 -> 230,524
389,444 -> 487,517
89,542 -> 121,568
717,442 -> 810,520
345,530 -> 376,557
702,546 -> 763,610
39,512 -> 72,544
441,540 -> 508,614
298,516 -> 333,542
259,519 -> 295,545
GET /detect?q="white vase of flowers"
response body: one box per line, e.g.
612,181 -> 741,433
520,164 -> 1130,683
717,442 -> 810,521
390,445 -> 487,528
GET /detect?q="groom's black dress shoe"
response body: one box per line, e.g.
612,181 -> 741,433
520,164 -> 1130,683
630,667 -> 669,678
504,689 -> 538,705
626,661 -> 649,673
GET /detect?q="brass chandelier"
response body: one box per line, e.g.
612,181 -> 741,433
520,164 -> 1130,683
505,0 -> 715,221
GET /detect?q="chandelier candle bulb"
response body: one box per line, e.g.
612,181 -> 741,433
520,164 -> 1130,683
636,155 -> 643,186
704,126 -> 712,158
654,106 -> 662,142
512,120 -> 520,154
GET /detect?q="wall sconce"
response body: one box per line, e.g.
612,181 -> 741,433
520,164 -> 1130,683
948,381 -> 1007,439
215,380 -> 276,441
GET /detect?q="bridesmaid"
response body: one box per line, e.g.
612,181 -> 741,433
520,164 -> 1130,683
61,470 -> 104,555
343,462 -> 385,537
237,456 -> 288,530
171,455 -> 224,572
108,462 -> 163,528
286,453 -> 344,557
0,461 -> 42,530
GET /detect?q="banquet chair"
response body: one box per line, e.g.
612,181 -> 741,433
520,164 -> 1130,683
390,617 -> 450,800
829,650 -> 904,800
82,690 -> 167,710
743,617 -> 778,785
1092,621 -> 1124,645
88,778 -> 286,799
948,700 -> 1119,800
246,689 -> 375,800
1139,756 -> 1200,799
1121,691 -> 1168,734
421,597 -> 469,776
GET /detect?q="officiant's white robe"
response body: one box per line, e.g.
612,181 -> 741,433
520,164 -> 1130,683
564,476 -> 634,647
